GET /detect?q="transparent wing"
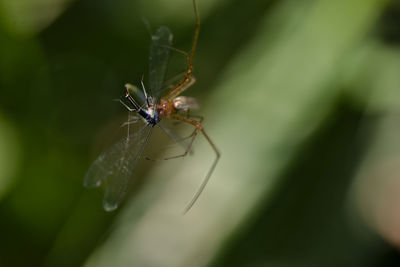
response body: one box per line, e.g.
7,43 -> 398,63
157,122 -> 190,151
148,25 -> 173,100
153,70 -> 187,99
84,124 -> 153,211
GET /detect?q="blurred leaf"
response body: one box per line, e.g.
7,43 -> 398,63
0,0 -> 72,37
0,112 -> 20,201
83,0 -> 389,266
342,41 -> 400,112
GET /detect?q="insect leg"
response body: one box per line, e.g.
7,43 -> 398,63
171,115 -> 220,213
145,115 -> 203,162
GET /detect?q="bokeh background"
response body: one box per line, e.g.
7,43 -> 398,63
1,0 -> 400,266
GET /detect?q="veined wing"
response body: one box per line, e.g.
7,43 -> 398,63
148,25 -> 173,100
84,124 -> 153,211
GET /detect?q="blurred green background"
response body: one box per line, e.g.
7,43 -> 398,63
1,0 -> 400,266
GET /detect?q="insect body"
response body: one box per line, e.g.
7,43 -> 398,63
84,0 -> 220,213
